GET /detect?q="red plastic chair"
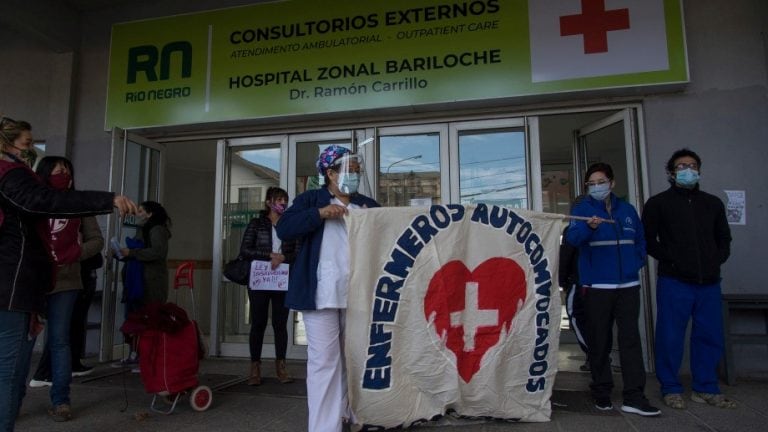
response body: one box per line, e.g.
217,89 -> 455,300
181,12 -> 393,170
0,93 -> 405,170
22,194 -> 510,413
173,261 -> 196,317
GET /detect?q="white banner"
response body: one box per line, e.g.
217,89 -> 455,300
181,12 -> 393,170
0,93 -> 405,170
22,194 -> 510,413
346,205 -> 564,429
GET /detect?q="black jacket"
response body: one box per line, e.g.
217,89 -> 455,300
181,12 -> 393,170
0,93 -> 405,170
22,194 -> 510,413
558,227 -> 579,289
240,212 -> 298,264
642,183 -> 731,285
0,161 -> 114,313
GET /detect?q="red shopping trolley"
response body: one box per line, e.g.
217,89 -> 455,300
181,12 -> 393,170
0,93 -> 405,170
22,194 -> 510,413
131,261 -> 212,414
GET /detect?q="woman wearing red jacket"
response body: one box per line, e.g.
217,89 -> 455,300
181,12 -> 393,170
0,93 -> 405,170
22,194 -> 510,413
0,117 -> 136,431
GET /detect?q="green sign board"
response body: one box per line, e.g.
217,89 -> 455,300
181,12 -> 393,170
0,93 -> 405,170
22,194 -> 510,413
105,0 -> 687,129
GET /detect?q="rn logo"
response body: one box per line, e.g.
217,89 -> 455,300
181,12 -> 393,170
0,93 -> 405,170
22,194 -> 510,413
127,41 -> 192,84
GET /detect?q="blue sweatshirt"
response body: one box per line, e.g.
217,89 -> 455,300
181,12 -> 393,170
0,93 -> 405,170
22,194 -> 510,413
565,194 -> 646,288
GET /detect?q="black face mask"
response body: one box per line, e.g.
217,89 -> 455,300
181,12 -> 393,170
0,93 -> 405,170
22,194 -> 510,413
18,147 -> 37,167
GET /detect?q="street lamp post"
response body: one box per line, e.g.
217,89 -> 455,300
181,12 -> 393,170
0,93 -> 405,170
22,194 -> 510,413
385,154 -> 422,206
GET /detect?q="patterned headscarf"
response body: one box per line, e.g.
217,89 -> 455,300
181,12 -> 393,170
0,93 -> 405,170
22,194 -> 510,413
316,144 -> 351,176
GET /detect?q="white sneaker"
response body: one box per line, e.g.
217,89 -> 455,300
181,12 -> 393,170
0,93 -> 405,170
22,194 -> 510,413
29,379 -> 52,388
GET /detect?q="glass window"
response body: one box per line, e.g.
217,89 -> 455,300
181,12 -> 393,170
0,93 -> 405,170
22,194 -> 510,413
458,129 -> 527,208
295,140 -> 351,194
378,134 -> 441,207
222,145 -> 282,344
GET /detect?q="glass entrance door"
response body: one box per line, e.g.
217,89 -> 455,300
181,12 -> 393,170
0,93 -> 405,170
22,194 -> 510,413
576,109 -> 641,205
101,128 -> 165,361
575,108 -> 654,370
449,119 -> 529,207
214,131 -> 362,359
377,125 -> 446,207
376,119 -> 531,208
216,136 -> 288,358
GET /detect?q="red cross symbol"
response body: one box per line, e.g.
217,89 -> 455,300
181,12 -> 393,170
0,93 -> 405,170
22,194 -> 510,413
560,0 -> 630,54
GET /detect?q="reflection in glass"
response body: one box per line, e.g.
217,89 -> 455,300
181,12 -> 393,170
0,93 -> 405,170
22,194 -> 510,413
378,134 -> 440,207
222,145 -> 282,345
296,140 -> 351,194
459,130 -> 527,208
290,139 -> 351,346
541,167 -> 574,214
582,122 -> 629,200
114,141 -> 161,345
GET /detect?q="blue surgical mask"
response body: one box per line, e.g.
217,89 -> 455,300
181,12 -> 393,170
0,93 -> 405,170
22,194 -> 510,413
588,182 -> 611,201
675,168 -> 699,188
338,172 -> 359,195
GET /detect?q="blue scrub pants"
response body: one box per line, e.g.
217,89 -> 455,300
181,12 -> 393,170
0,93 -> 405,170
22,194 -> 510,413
655,276 -> 724,396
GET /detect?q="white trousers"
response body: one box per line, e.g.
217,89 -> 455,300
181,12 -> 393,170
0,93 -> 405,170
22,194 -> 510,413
303,309 -> 350,432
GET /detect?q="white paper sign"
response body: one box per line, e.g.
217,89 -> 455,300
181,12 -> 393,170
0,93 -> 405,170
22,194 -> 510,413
724,190 -> 746,225
249,261 -> 289,291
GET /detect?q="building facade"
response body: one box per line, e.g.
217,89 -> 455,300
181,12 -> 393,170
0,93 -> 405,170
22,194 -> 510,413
1,0 -> 766,376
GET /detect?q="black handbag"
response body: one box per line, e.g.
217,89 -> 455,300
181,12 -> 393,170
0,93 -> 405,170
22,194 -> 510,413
223,256 -> 251,285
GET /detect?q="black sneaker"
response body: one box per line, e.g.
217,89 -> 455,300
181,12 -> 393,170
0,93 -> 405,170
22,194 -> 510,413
595,398 -> 613,411
621,401 -> 661,417
71,364 -> 93,377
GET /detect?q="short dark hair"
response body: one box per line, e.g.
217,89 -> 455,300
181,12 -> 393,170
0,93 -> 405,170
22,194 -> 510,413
35,156 -> 75,188
666,148 -> 701,172
16,120 -> 31,132
139,200 -> 171,239
585,162 -> 614,182
265,186 -> 288,206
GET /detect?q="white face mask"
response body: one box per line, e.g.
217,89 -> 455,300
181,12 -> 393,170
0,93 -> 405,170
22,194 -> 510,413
675,168 -> 700,188
588,182 -> 611,201
337,172 -> 359,195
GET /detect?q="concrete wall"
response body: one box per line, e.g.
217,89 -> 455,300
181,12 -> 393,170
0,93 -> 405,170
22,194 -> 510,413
643,0 -> 768,295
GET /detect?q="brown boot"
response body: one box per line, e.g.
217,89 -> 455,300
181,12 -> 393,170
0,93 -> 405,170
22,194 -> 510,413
247,361 -> 261,386
275,359 -> 294,383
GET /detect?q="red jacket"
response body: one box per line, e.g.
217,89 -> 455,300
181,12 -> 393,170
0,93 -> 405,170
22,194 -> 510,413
0,160 -> 113,313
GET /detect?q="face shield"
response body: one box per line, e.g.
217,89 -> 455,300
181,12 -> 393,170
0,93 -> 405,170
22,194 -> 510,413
329,153 -> 370,196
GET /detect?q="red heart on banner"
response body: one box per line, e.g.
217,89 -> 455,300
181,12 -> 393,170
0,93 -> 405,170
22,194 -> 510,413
424,258 -> 527,383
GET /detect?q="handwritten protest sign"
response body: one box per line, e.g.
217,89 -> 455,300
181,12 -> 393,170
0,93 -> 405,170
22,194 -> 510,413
249,261 -> 289,291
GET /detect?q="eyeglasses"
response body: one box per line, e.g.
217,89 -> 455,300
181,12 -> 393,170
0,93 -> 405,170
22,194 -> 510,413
674,162 -> 698,171
585,179 -> 610,187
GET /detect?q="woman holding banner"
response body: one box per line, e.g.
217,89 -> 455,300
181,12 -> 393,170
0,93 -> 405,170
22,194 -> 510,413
566,162 -> 660,417
238,186 -> 298,386
276,145 -> 379,432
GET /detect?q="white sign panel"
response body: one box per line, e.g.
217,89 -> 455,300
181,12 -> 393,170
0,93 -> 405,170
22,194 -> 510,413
249,261 -> 289,291
529,0 -> 670,82
725,190 -> 746,225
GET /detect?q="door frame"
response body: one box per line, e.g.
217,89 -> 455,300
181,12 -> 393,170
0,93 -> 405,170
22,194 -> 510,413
573,108 -> 655,370
101,127 -> 166,362
212,135 -> 291,357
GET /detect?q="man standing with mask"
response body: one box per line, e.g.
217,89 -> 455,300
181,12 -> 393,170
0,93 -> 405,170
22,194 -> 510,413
643,148 -> 735,410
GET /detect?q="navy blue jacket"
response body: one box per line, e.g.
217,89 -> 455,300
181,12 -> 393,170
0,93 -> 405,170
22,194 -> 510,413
566,193 -> 646,287
275,187 -> 379,310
